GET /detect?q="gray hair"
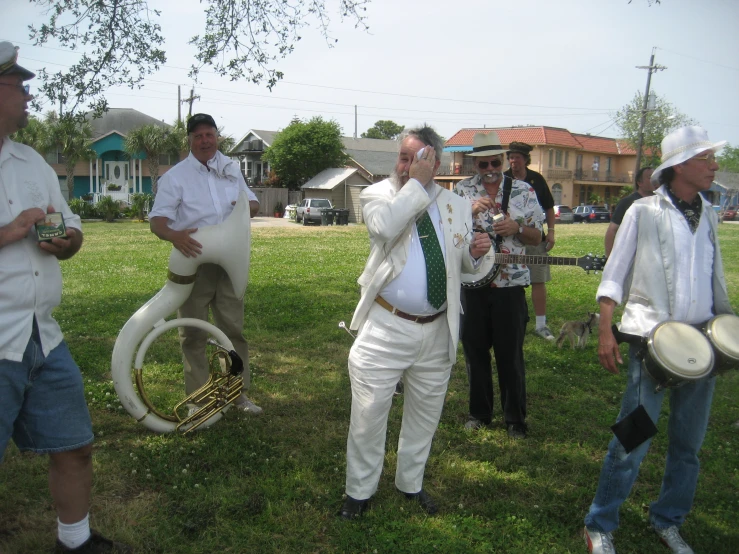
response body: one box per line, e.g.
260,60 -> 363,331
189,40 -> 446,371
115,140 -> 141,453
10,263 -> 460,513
398,124 -> 444,156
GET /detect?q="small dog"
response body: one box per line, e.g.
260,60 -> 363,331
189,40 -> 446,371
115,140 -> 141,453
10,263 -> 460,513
556,312 -> 600,349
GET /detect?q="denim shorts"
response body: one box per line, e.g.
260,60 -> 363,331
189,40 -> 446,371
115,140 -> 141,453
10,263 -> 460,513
0,324 -> 93,457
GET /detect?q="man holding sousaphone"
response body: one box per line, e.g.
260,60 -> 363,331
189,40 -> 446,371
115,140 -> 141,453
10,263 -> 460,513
455,132 -> 543,439
149,113 -> 263,417
583,126 -> 734,554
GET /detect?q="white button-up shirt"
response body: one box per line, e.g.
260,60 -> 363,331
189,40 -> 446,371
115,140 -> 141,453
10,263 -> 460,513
380,180 -> 448,315
0,138 -> 82,360
150,151 -> 258,230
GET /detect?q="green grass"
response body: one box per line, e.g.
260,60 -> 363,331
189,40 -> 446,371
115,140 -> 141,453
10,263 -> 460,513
1,221 -> 738,553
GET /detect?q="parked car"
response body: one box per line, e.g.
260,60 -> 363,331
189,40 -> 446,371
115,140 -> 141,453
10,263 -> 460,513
723,206 -> 737,221
553,205 -> 574,224
296,198 -> 333,225
573,205 -> 611,223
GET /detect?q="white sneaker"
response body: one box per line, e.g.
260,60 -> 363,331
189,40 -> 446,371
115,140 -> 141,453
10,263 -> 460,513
535,326 -> 556,341
583,526 -> 616,554
653,526 -> 694,554
234,395 -> 263,415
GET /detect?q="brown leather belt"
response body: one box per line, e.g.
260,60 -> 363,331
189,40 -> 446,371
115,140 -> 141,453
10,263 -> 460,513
375,297 -> 445,324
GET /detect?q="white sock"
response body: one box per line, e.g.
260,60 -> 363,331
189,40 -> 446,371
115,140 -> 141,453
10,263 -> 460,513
58,513 -> 91,549
536,316 -> 547,329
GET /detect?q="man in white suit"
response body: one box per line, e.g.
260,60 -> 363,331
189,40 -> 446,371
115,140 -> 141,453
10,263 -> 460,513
340,126 -> 491,519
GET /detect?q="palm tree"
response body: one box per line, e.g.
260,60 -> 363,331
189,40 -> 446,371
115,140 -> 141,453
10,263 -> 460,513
12,115 -> 47,152
43,112 -> 96,199
123,124 -> 180,196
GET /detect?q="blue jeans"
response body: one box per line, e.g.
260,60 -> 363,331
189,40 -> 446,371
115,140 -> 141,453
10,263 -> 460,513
584,344 -> 715,532
0,321 -> 93,457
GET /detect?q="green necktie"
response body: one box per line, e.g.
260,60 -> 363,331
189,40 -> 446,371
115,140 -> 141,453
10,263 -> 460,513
417,211 -> 447,309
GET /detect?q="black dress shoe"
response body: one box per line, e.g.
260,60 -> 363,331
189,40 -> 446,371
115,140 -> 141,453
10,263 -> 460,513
339,495 -> 370,520
402,489 -> 438,515
507,423 -> 527,439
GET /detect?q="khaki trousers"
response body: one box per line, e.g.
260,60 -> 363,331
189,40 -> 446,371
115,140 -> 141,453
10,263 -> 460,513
178,263 -> 250,394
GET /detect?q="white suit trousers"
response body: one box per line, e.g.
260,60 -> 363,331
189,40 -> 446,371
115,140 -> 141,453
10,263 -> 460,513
345,303 -> 453,500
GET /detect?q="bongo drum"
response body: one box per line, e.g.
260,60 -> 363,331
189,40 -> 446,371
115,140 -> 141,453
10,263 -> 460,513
704,314 -> 739,372
644,321 -> 714,390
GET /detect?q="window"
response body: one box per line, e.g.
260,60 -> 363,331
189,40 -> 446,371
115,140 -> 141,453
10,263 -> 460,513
158,153 -> 179,165
555,150 -> 563,167
549,150 -> 553,168
564,151 -> 569,169
246,161 -> 253,178
552,183 -> 562,205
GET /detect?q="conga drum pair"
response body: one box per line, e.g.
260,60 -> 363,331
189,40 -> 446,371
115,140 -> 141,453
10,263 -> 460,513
643,315 -> 739,391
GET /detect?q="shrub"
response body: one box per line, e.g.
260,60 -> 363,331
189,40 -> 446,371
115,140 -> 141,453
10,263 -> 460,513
96,195 -> 120,222
130,193 -> 154,221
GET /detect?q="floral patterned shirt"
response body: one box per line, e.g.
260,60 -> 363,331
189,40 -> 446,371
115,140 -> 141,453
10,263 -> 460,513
455,174 -> 543,288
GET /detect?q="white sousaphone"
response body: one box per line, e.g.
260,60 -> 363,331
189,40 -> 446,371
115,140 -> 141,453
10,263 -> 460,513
111,193 -> 251,433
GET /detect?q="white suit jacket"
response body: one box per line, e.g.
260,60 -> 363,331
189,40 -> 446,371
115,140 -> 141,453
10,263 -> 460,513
349,177 -> 479,363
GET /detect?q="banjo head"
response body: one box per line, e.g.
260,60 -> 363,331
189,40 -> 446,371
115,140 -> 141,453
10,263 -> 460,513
461,242 -> 498,289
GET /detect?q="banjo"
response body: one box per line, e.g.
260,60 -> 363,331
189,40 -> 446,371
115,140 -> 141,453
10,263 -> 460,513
461,241 -> 606,289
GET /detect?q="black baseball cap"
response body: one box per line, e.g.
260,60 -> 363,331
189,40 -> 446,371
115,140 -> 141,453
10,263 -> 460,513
187,113 -> 217,133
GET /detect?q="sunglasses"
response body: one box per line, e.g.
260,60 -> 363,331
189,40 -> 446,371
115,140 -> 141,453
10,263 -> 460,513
691,153 -> 716,164
0,83 -> 30,95
477,159 -> 502,170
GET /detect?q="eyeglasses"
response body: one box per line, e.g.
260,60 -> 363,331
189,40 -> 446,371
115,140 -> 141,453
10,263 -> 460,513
477,159 -> 502,170
691,153 -> 716,164
0,83 -> 30,95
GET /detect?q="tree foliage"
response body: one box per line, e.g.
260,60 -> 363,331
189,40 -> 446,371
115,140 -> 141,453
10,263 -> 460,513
262,117 -> 348,189
124,124 -> 181,196
615,91 -> 696,167
11,115 -> 47,151
717,143 -> 739,173
361,120 -> 403,140
42,112 -> 96,198
26,0 -> 370,117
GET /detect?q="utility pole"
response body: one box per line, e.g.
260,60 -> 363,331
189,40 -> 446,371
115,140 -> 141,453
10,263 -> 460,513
177,85 -> 181,123
182,87 -> 201,118
634,47 -> 667,173
354,105 -> 357,139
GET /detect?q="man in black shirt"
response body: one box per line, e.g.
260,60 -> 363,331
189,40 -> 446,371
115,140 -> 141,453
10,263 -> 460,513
504,142 -> 555,340
604,167 -> 654,256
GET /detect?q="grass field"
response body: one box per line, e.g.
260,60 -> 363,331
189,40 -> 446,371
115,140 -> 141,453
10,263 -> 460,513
1,221 -> 738,553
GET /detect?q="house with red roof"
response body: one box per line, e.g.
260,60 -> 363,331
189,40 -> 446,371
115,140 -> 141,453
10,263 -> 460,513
443,126 -> 638,208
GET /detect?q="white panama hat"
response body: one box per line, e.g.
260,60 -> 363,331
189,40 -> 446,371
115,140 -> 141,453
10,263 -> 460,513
651,126 -> 726,183
467,132 -> 507,157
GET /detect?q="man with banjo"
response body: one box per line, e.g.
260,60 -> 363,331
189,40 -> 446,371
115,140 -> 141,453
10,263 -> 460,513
455,132 -> 543,439
583,126 -> 734,554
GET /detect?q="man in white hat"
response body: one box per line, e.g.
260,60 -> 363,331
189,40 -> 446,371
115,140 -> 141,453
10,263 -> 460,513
455,132 -> 543,439
0,42 -> 131,551
583,126 -> 733,554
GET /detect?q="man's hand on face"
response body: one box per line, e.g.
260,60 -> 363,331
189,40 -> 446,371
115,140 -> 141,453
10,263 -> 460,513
409,146 -> 435,186
170,228 -> 203,258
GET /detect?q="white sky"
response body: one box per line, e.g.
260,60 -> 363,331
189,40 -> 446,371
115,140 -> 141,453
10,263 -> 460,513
2,0 -> 738,147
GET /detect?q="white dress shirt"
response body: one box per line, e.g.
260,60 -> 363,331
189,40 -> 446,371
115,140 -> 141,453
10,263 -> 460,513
0,138 -> 82,360
150,151 -> 258,230
381,180 -> 448,316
